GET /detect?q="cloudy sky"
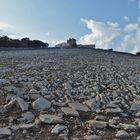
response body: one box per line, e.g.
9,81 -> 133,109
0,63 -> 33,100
0,0 -> 140,53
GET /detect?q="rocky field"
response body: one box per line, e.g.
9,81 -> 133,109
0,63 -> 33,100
0,48 -> 140,140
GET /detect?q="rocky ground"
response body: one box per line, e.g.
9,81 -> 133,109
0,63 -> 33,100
0,48 -> 140,140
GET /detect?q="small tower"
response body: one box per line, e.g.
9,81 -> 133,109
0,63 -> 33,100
67,38 -> 77,47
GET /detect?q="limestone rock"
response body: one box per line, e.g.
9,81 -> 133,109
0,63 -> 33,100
32,97 -> 51,111
0,79 -> 10,87
51,124 -> 67,134
130,102 -> 140,112
16,97 -> 29,111
0,128 -> 11,139
19,112 -> 35,122
105,108 -> 123,114
119,123 -> 138,131
84,135 -> 102,140
86,120 -> 107,129
61,107 -> 79,117
137,135 -> 140,140
39,114 -> 63,124
116,130 -> 129,138
68,102 -> 90,112
4,96 -> 28,111
85,99 -> 99,111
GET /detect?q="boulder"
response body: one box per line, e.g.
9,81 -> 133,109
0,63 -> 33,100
32,97 -> 51,111
51,124 -> 67,134
61,107 -> 79,117
39,114 -> 63,124
86,120 -> 107,129
68,102 -> 90,112
130,102 -> 140,112
84,135 -> 102,140
0,128 -> 11,139
116,130 -> 129,138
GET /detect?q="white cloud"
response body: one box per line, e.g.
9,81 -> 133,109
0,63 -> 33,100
79,18 -> 121,49
80,18 -> 140,54
50,40 -> 65,46
124,23 -> 138,32
0,21 -> 21,40
0,21 -> 16,37
0,22 -> 13,31
118,20 -> 140,54
118,34 -> 134,52
123,16 -> 130,22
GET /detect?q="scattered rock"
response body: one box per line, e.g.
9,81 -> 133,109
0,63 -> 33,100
136,111 -> 140,117
84,134 -> 102,140
39,114 -> 63,124
105,108 -> 123,114
0,128 -> 11,139
0,48 -> 140,139
119,123 -> 138,131
0,79 -> 10,87
11,123 -> 35,130
61,107 -> 79,117
32,97 -> 51,111
0,106 -> 7,113
16,97 -> 29,111
130,102 -> 140,112
4,96 -> 28,111
85,99 -> 100,112
137,135 -> 140,140
51,124 -> 67,134
18,112 -> 35,122
68,102 -> 90,112
116,130 -> 129,138
86,120 -> 107,129
95,115 -> 107,121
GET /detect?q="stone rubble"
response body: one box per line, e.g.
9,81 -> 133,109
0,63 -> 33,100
0,48 -> 140,139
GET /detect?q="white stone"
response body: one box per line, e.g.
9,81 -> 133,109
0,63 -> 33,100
51,124 -> 66,134
137,135 -> 140,140
0,128 -> 11,139
39,114 -> 63,124
4,96 -> 28,111
130,102 -> 140,112
61,107 -> 79,117
32,97 -> 51,111
84,135 -> 102,140
85,99 -> 99,111
68,102 -> 90,112
86,120 -> 107,129
0,79 -> 10,87
106,108 -> 123,114
16,97 -> 29,111
116,130 -> 129,138
119,123 -> 138,131
19,112 -> 35,122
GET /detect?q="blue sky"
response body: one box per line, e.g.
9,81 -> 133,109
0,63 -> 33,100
0,0 -> 140,53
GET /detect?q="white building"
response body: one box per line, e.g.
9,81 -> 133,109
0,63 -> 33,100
55,42 -> 70,48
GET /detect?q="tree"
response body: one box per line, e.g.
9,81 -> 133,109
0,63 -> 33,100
0,36 -> 49,49
136,52 -> 140,56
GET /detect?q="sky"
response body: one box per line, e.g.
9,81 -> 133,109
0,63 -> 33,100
0,0 -> 140,53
